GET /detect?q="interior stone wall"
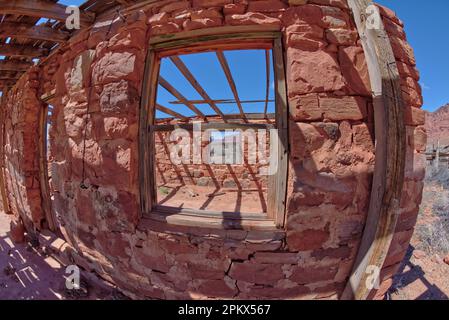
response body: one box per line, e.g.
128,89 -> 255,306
0,0 -> 425,300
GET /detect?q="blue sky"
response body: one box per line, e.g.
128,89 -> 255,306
377,0 -> 449,111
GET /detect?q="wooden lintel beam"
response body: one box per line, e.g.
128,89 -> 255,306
0,60 -> 34,72
216,51 -> 246,121
158,76 -> 206,119
151,122 -> 274,133
0,22 -> 70,43
169,56 -> 227,122
0,44 -> 49,58
0,0 -> 95,27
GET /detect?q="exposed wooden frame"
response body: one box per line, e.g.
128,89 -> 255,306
151,122 -> 274,133
0,0 -> 95,27
0,101 -> 11,215
0,44 -> 49,58
139,50 -> 161,216
139,27 -> 288,230
169,99 -> 275,105
267,37 -> 289,227
0,22 -> 70,43
156,103 -> 188,121
264,49 -> 271,115
0,61 -> 34,72
38,100 -> 57,231
342,0 -> 406,300
158,76 -> 206,119
169,56 -> 227,121
215,51 -> 246,121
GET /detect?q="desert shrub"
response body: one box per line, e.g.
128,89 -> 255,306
416,216 -> 449,255
425,167 -> 449,189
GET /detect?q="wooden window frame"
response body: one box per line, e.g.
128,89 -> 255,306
139,26 -> 289,230
40,90 -> 57,231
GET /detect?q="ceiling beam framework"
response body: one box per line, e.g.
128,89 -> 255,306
0,44 -> 49,58
0,60 -> 34,72
0,22 -> 70,43
0,0 -> 95,27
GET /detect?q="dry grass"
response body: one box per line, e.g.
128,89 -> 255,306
415,167 -> 449,255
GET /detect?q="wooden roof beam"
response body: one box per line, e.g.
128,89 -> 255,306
156,103 -> 189,121
0,60 -> 34,72
0,0 -> 95,27
0,80 -> 17,88
0,22 -> 70,43
169,56 -> 227,122
216,51 -> 246,121
158,76 -> 206,119
0,44 -> 49,58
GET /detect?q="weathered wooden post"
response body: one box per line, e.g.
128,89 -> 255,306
435,140 -> 440,169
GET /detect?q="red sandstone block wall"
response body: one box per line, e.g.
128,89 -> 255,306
0,0 -> 425,300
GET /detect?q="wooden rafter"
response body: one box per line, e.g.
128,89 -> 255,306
0,44 -> 49,58
0,73 -> 23,80
0,80 -> 17,88
158,76 -> 206,119
215,51 -> 246,121
156,103 -> 188,121
0,22 -> 70,43
169,99 -> 275,105
264,49 -> 271,115
0,0 -> 95,27
169,56 -> 227,121
0,60 -> 34,71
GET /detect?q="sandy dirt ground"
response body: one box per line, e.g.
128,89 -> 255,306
157,184 -> 268,213
0,213 -> 121,300
388,181 -> 449,300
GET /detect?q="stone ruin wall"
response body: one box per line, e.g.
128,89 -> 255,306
154,117 -> 271,190
0,0 -> 426,300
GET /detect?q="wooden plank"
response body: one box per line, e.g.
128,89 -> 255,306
152,122 -> 274,132
155,205 -> 269,221
157,41 -> 273,58
0,60 -> 33,72
342,0 -> 406,300
0,0 -> 95,26
0,73 -> 24,81
264,49 -> 271,115
150,25 -> 281,47
0,80 -> 17,88
156,103 -> 188,121
169,56 -> 227,121
41,89 -> 56,102
139,50 -> 161,215
0,103 -> 11,215
0,22 -> 70,43
0,43 -> 49,58
0,44 -> 49,58
147,207 -> 277,231
216,51 -> 246,121
267,37 -> 289,227
158,76 -> 206,119
170,99 -> 275,105
38,103 -> 57,231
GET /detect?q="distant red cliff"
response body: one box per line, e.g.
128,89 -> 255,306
426,103 -> 449,146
